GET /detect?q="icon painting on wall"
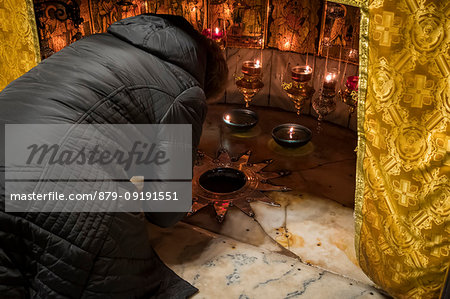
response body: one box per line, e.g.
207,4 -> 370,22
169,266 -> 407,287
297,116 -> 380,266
33,0 -> 359,63
318,1 -> 360,64
33,0 -> 205,59
208,0 -> 268,48
267,0 -> 320,54
150,0 -> 206,31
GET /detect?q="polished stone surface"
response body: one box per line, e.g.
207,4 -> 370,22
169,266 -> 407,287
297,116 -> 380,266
148,222 -> 388,299
252,192 -> 372,285
199,104 -> 357,208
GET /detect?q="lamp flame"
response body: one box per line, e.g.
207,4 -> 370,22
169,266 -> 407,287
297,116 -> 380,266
289,126 -> 294,139
215,27 -> 219,34
255,60 -> 261,68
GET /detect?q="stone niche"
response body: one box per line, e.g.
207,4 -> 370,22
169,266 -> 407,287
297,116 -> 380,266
33,0 -> 360,129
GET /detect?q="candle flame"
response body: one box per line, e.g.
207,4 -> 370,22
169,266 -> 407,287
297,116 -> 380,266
305,66 -> 312,73
255,60 -> 261,68
225,115 -> 230,121
289,127 -> 294,133
215,27 -> 219,34
325,74 -> 333,82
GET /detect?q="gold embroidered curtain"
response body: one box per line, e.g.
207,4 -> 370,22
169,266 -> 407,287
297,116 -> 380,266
355,0 -> 450,298
0,0 -> 40,91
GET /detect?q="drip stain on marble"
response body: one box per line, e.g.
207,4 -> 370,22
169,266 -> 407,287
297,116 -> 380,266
252,191 -> 373,285
275,227 -> 306,249
147,222 -> 389,298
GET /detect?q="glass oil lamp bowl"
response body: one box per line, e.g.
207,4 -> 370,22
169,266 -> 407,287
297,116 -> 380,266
223,109 -> 258,131
235,60 -> 264,108
202,27 -> 226,49
313,72 -> 337,122
339,75 -> 359,113
282,66 -> 314,115
272,123 -> 312,148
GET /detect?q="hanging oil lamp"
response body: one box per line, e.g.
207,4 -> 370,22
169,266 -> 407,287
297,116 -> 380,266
202,27 -> 226,49
235,60 -> 264,108
282,65 -> 314,115
339,75 -> 359,113
313,72 -> 337,122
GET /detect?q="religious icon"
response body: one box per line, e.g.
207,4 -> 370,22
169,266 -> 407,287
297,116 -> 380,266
208,0 -> 268,48
34,0 -> 85,58
267,0 -> 320,53
318,1 -> 360,64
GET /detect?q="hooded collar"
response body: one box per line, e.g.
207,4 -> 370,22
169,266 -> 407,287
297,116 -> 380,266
107,14 -> 207,87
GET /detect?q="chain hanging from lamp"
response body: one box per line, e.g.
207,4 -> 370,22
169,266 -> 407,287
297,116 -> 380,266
312,1 -> 345,131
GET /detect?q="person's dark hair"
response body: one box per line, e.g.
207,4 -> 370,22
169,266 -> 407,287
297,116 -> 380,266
157,14 -> 229,101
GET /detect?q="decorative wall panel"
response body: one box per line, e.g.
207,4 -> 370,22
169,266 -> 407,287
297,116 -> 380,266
32,1 -> 340,56
318,1 -> 360,64
88,0 -> 147,33
208,0 -> 268,48
151,0 -> 205,31
267,0 -> 320,53
33,0 -> 205,58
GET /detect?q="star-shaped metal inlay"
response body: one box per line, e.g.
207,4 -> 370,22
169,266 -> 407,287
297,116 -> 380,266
191,149 -> 291,222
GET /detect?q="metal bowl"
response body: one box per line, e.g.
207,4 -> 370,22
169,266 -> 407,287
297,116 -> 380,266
272,123 -> 312,148
223,109 -> 259,131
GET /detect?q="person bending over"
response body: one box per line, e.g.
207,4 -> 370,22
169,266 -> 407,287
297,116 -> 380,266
0,14 -> 228,298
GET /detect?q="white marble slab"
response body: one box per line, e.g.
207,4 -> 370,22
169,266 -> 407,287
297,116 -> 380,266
252,191 -> 373,285
147,222 -> 387,299
184,205 -> 291,256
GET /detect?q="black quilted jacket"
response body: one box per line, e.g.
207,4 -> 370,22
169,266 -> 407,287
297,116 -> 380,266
0,14 -> 207,298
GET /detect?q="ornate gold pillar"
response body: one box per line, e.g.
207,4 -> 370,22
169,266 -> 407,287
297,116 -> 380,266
0,0 -> 40,91
355,0 -> 450,298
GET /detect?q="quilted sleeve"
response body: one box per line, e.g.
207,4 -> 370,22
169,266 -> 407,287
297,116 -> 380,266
0,247 -> 28,298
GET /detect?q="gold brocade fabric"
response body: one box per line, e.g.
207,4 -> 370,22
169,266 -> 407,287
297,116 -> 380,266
354,0 -> 450,298
0,0 -> 40,91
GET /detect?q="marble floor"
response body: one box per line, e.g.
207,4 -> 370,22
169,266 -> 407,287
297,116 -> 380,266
148,222 -> 386,299
146,104 -> 390,298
